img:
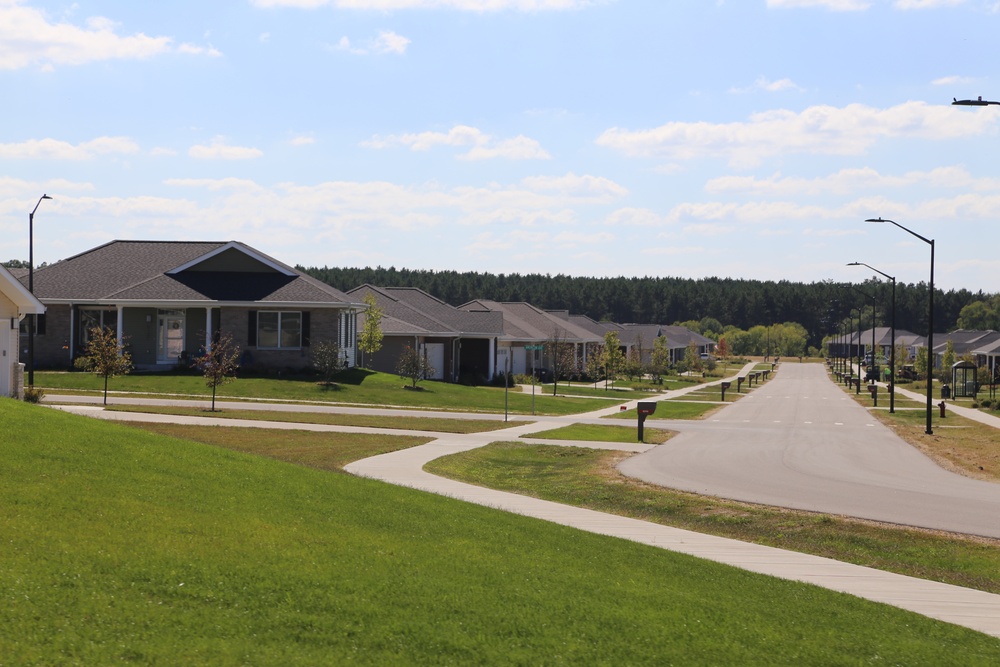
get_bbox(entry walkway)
[49,360,1000,638]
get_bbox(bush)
[980,398,992,409]
[23,386,45,403]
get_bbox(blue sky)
[2,0,1000,293]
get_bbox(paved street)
[620,362,1000,539]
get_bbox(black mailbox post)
[737,376,745,392]
[637,401,657,442]
[867,383,878,407]
[720,381,731,401]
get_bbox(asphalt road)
[618,362,1000,539]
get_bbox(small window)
[257,311,302,349]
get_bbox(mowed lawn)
[4,401,1000,665]
[35,368,619,416]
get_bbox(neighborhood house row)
[2,240,715,395]
[8,239,998,398]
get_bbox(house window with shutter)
[256,311,303,349]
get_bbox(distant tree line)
[301,266,992,349]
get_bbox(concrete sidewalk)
[51,361,1000,638]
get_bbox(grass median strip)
[523,423,673,445]
[125,422,432,471]
[104,404,530,434]
[605,401,723,420]
[425,441,1000,595]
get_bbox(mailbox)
[636,401,657,442]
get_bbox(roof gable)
[167,241,296,276]
[26,240,356,306]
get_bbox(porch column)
[116,306,124,346]
[488,337,496,379]
[205,307,213,352]
[68,306,75,360]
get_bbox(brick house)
[20,240,365,372]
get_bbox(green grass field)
[522,423,673,444]
[36,368,621,416]
[6,400,1000,663]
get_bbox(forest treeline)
[302,265,993,348]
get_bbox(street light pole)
[866,217,934,435]
[848,262,896,413]
[28,194,52,388]
[849,284,878,398]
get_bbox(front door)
[157,312,185,363]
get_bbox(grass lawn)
[522,423,673,445]
[605,401,726,420]
[425,441,1000,597]
[5,400,1000,664]
[104,404,529,434]
[36,368,621,416]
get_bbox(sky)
[3,0,1000,294]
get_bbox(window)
[79,308,117,346]
[257,311,302,349]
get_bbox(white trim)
[0,265,45,317]
[165,241,297,276]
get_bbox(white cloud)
[0,0,219,70]
[894,0,966,8]
[334,30,411,55]
[521,173,627,198]
[766,0,871,9]
[595,101,997,167]
[289,135,316,146]
[704,166,998,196]
[0,136,139,160]
[730,76,805,94]
[252,0,597,10]
[188,137,263,160]
[363,124,551,160]
[932,74,975,86]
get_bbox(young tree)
[940,340,956,384]
[545,330,579,396]
[312,340,345,386]
[193,331,241,412]
[76,326,132,405]
[357,295,384,368]
[684,340,703,373]
[585,343,605,387]
[601,331,625,389]
[649,335,671,384]
[396,344,434,389]
[914,346,930,385]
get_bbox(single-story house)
[19,240,365,372]
[0,264,45,398]
[346,284,503,382]
[459,300,604,376]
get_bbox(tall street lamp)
[866,217,934,435]
[848,262,896,413]
[28,194,52,388]
[849,284,878,390]
[851,308,862,394]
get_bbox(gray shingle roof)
[24,240,357,306]
[348,285,503,337]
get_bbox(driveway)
[618,362,1000,538]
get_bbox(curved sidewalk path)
[343,363,1000,639]
[51,362,1000,638]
